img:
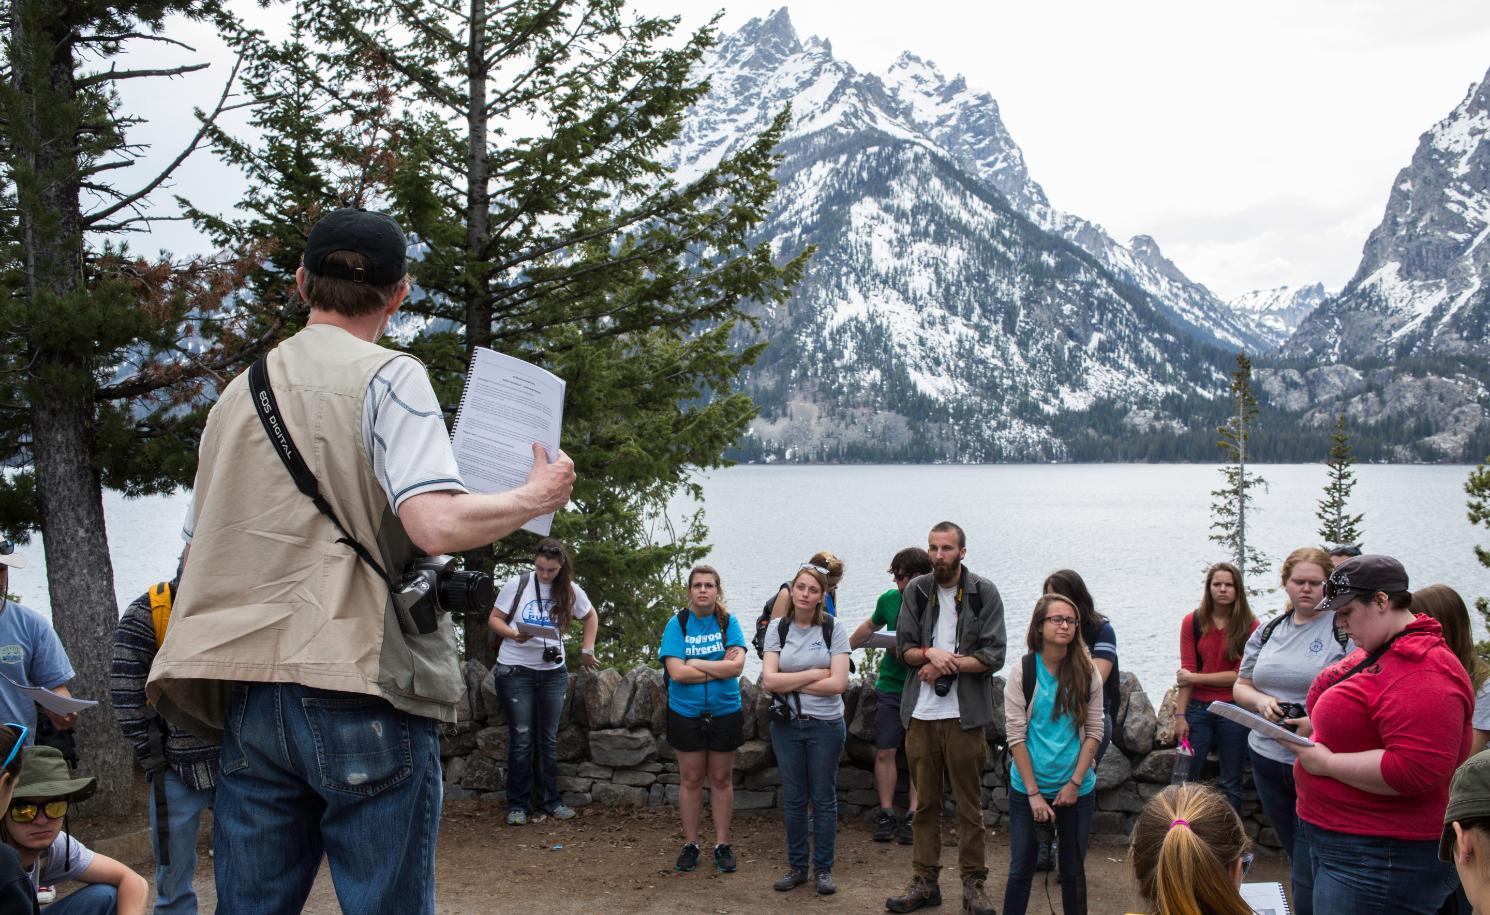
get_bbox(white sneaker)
[36,884,55,904]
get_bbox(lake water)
[10,463,1489,700]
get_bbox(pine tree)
[1317,412,1364,548]
[1465,459,1490,664]
[0,1,260,812]
[1209,354,1270,592]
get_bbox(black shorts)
[873,689,907,750]
[667,708,745,753]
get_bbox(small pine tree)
[1317,413,1365,547]
[1209,354,1270,593]
[1465,459,1490,664]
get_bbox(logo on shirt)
[0,645,21,665]
[684,630,725,659]
[1308,638,1324,655]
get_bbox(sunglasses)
[0,541,12,557]
[9,799,67,824]
[799,563,831,576]
[1323,580,1376,601]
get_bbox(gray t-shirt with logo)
[763,619,851,719]
[1238,609,1353,763]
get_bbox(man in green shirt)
[851,546,932,844]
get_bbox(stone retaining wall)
[442,662,1280,847]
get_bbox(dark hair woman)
[1002,594,1104,915]
[761,564,851,896]
[1042,570,1118,763]
[1284,555,1472,913]
[1230,546,1347,915]
[487,538,599,825]
[1173,562,1258,813]
[660,566,747,875]
[1129,783,1253,915]
[1412,584,1490,755]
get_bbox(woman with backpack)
[659,565,747,875]
[1173,562,1258,813]
[487,538,599,826]
[1042,571,1118,762]
[1231,547,1349,914]
[754,552,845,655]
[1002,593,1104,915]
[1285,555,1472,913]
[761,563,851,896]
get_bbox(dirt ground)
[83,800,1290,913]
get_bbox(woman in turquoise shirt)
[659,565,747,875]
[1003,593,1104,915]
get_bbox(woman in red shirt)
[1285,555,1471,914]
[1173,562,1258,812]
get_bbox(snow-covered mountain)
[673,9,1251,460]
[1282,67,1490,361]
[1227,283,1328,348]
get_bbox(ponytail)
[1131,784,1251,915]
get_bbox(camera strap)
[248,355,391,586]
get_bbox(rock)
[1258,827,1281,849]
[844,789,880,807]
[1097,783,1145,814]
[480,665,504,725]
[479,790,506,805]
[561,791,592,808]
[634,760,663,773]
[577,762,614,780]
[555,776,592,793]
[990,786,1009,814]
[649,784,666,806]
[588,728,657,767]
[1137,781,1168,800]
[657,741,677,762]
[1155,686,1180,748]
[1094,748,1132,791]
[464,659,489,722]
[1133,749,1185,784]
[443,755,468,786]
[562,672,577,724]
[836,767,875,791]
[476,726,509,762]
[847,683,878,742]
[555,722,585,762]
[593,782,649,807]
[582,668,623,729]
[733,789,776,810]
[607,667,643,728]
[1119,678,1158,755]
[623,668,664,729]
[461,755,505,792]
[843,681,864,730]
[613,769,658,788]
[842,736,876,767]
[744,767,781,790]
[754,678,773,740]
[1090,810,1131,838]
[444,786,479,802]
[440,721,478,758]
[734,739,773,772]
[657,773,680,785]
[987,675,1008,742]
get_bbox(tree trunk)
[12,0,133,815]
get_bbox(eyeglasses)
[1045,616,1077,628]
[0,723,26,772]
[8,799,67,824]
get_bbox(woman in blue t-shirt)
[659,565,747,876]
[1003,593,1104,915]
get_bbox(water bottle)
[1171,737,1194,785]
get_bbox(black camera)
[933,673,958,697]
[391,554,494,636]
[768,695,798,724]
[542,644,562,664]
[1279,702,1307,732]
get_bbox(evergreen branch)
[75,62,209,88]
[74,33,198,51]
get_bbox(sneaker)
[546,804,577,820]
[885,875,942,912]
[1034,836,1054,872]
[897,811,915,845]
[506,808,527,826]
[773,867,808,892]
[962,876,996,915]
[874,808,897,842]
[675,842,701,872]
[35,886,55,905]
[814,871,838,895]
[714,844,737,873]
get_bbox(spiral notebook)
[450,347,566,536]
[1240,881,1290,914]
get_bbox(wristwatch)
[581,647,595,656]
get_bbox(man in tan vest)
[147,209,574,914]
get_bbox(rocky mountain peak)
[714,7,803,72]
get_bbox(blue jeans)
[1184,699,1248,812]
[496,664,567,814]
[49,884,118,914]
[770,716,845,873]
[1004,789,1095,915]
[148,768,214,914]
[1250,748,1313,915]
[1302,821,1458,914]
[214,683,443,915]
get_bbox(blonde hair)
[1130,784,1251,915]
[808,551,844,579]
[1279,547,1333,610]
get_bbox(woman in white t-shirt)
[487,538,599,826]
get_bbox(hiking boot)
[546,803,577,820]
[675,842,701,872]
[1035,835,1054,871]
[898,811,915,845]
[714,844,737,873]
[886,875,942,912]
[505,809,527,826]
[815,870,838,895]
[962,877,996,915]
[773,867,808,891]
[874,808,898,842]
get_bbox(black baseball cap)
[1316,554,1410,612]
[303,208,407,285]
[1441,749,1490,860]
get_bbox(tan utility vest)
[147,324,464,739]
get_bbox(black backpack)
[991,653,1039,774]
[1256,609,1350,652]
[751,583,790,658]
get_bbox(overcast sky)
[118,1,1490,301]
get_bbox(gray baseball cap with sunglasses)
[1315,554,1409,613]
